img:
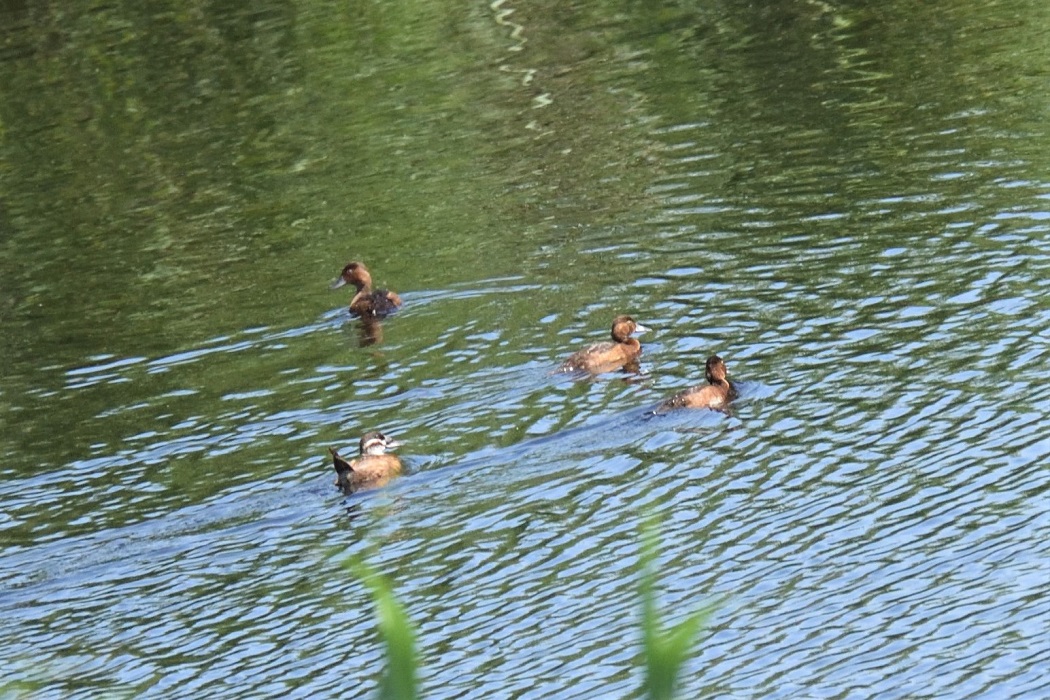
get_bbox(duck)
[654,354,736,413]
[329,431,403,494]
[330,261,403,319]
[555,315,651,375]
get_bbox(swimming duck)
[655,354,735,413]
[330,261,403,319]
[329,431,403,494]
[556,315,651,375]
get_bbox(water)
[2,1,1048,698]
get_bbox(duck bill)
[633,323,652,335]
[330,276,348,290]
[384,439,404,451]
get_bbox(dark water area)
[1,0,1048,698]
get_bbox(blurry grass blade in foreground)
[342,521,713,700]
[346,558,418,700]
[641,517,717,700]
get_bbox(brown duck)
[556,315,651,375]
[330,261,403,319]
[655,354,736,413]
[329,431,403,494]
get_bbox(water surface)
[1,1,1048,698]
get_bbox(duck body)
[331,261,403,319]
[349,289,403,319]
[655,354,736,413]
[330,431,403,494]
[557,315,650,375]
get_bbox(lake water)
[1,1,1048,698]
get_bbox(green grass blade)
[640,516,716,700]
[347,558,418,700]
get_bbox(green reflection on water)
[0,0,658,369]
[0,0,659,538]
